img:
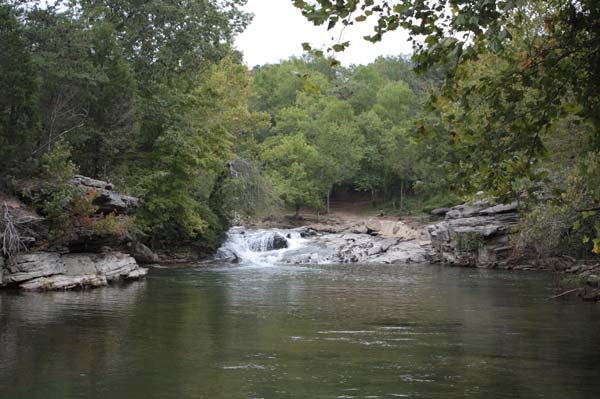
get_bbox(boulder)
[72,175,114,190]
[350,224,368,234]
[131,241,160,264]
[430,208,450,217]
[3,253,65,284]
[125,267,148,279]
[93,190,139,215]
[365,219,383,235]
[428,201,521,268]
[72,175,139,215]
[296,227,318,238]
[271,233,288,250]
[93,252,142,281]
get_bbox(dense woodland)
[1,0,599,259]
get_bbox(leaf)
[573,220,581,231]
[355,15,367,22]
[583,235,590,244]
[327,58,340,67]
[582,211,597,219]
[301,42,312,51]
[331,41,350,52]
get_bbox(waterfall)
[215,227,306,266]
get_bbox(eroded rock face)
[331,234,433,264]
[72,175,139,215]
[428,201,520,268]
[3,253,65,283]
[93,191,139,215]
[72,175,115,190]
[2,251,147,290]
[93,252,142,281]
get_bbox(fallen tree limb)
[547,287,583,300]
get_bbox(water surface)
[1,263,599,398]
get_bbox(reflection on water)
[1,264,599,399]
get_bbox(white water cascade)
[215,227,313,266]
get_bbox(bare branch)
[31,122,85,157]
[1,202,28,257]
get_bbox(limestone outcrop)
[428,201,521,268]
[2,251,147,291]
[72,175,139,215]
[1,176,150,291]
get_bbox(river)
[1,263,599,398]
[1,231,600,398]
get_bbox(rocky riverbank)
[239,202,599,301]
[0,252,146,290]
[425,201,599,300]
[215,221,434,266]
[427,200,523,268]
[1,175,152,291]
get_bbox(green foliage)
[250,53,445,215]
[93,213,131,237]
[260,134,323,215]
[453,232,484,253]
[217,160,281,221]
[420,193,464,214]
[0,3,39,172]
[133,58,264,246]
[513,150,600,258]
[36,143,83,236]
[70,21,137,178]
[295,0,600,255]
[515,202,582,258]
[0,0,256,251]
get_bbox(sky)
[234,0,413,67]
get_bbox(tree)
[260,134,323,217]
[0,3,39,172]
[70,22,137,179]
[346,65,384,114]
[134,58,264,248]
[79,0,250,80]
[294,0,600,155]
[271,93,364,212]
[250,57,332,120]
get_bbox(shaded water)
[1,263,599,398]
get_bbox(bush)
[94,213,131,237]
[513,151,600,259]
[420,192,463,213]
[36,143,83,238]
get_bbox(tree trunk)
[326,190,331,214]
[400,180,404,213]
[295,204,300,219]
